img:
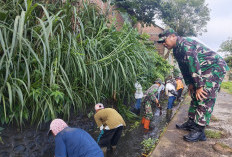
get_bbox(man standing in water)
[157,28,229,142]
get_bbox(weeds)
[0,0,171,126]
[141,138,158,154]
[221,82,232,94]
[205,129,222,139]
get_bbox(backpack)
[169,89,178,97]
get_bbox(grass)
[141,138,158,154]
[0,0,172,127]
[217,143,232,150]
[205,129,223,139]
[221,81,232,94]
[0,127,4,144]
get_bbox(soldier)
[141,82,161,132]
[157,28,229,142]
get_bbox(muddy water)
[0,97,183,157]
[109,109,168,157]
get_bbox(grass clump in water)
[141,138,158,155]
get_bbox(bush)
[0,0,171,126]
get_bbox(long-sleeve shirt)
[94,108,126,129]
[173,37,229,88]
[134,82,143,99]
[55,127,103,157]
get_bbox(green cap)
[157,28,176,43]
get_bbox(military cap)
[157,28,176,43]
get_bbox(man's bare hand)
[155,98,159,104]
[196,87,207,101]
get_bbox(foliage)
[0,0,171,126]
[219,38,232,54]
[173,67,181,77]
[224,56,232,68]
[141,137,158,154]
[0,127,3,144]
[159,0,210,36]
[205,129,222,139]
[105,0,161,26]
[117,102,138,121]
[128,121,140,132]
[221,82,232,94]
[103,0,210,36]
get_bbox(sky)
[198,0,232,52]
[155,0,232,55]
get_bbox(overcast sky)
[198,0,232,52]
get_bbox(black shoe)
[135,109,140,115]
[183,125,207,142]
[176,119,194,131]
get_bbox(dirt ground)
[150,90,232,157]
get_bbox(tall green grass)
[0,0,171,126]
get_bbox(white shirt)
[134,82,143,99]
[165,83,176,97]
[158,84,165,93]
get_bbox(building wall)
[90,0,124,29]
[135,23,165,56]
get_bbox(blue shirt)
[55,127,103,157]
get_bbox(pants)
[188,65,226,126]
[98,126,123,149]
[135,98,142,109]
[177,88,183,100]
[143,94,156,120]
[167,96,176,109]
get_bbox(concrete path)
[150,90,232,157]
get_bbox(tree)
[219,38,232,55]
[159,0,210,36]
[104,0,210,36]
[103,0,162,26]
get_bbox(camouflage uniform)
[173,36,229,126]
[143,84,159,120]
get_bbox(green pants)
[188,66,226,126]
[143,95,156,120]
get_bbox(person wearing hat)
[157,28,229,142]
[175,76,184,102]
[94,103,126,155]
[156,79,165,101]
[48,119,103,157]
[141,82,161,132]
[133,81,144,115]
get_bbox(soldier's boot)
[144,118,150,133]
[183,124,207,142]
[166,109,172,123]
[101,147,107,157]
[135,108,140,115]
[141,116,146,124]
[176,118,195,131]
